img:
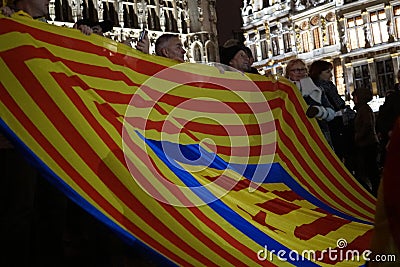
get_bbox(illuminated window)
[54,0,73,22]
[79,0,98,22]
[327,23,336,45]
[206,42,216,62]
[370,9,388,44]
[122,1,139,28]
[300,32,311,53]
[334,64,345,96]
[283,32,292,53]
[180,12,188,33]
[325,12,336,46]
[102,1,119,26]
[312,28,322,49]
[271,36,280,56]
[147,7,160,30]
[353,64,371,91]
[260,40,268,59]
[260,30,268,59]
[193,43,202,62]
[376,59,395,96]
[250,43,258,59]
[310,16,321,49]
[54,0,62,21]
[346,15,365,50]
[163,6,177,32]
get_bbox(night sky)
[216,0,243,46]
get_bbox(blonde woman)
[285,59,335,146]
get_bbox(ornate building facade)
[242,0,400,98]
[48,0,219,63]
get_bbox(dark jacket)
[354,103,378,147]
[314,80,345,111]
[376,90,400,142]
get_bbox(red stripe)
[4,20,277,117]
[173,118,276,136]
[344,229,373,253]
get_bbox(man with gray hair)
[155,33,186,63]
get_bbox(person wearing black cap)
[92,20,113,36]
[220,44,250,73]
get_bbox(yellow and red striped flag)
[0,15,376,266]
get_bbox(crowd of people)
[285,58,400,196]
[1,0,400,265]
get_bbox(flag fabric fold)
[0,15,375,266]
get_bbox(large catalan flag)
[0,15,376,266]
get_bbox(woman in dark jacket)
[309,60,356,171]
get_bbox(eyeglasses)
[290,68,307,73]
